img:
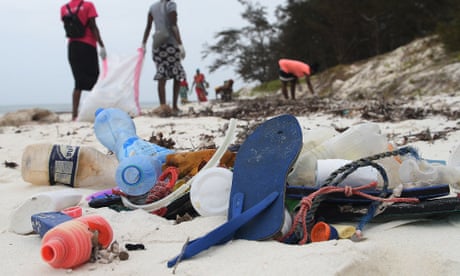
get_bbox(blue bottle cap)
[115,155,161,196]
[95,107,105,117]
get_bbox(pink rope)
[145,167,179,203]
[280,181,420,245]
[133,48,145,116]
[145,181,171,203]
[101,58,108,79]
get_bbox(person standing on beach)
[278,59,317,100]
[141,0,186,117]
[191,69,209,102]
[179,78,189,104]
[60,0,106,121]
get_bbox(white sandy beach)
[1,98,460,276]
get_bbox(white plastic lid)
[190,167,233,217]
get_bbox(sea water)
[0,103,72,116]
[0,102,158,117]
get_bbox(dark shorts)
[68,41,99,91]
[152,44,186,81]
[279,69,297,82]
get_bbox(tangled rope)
[280,182,419,244]
[145,167,179,203]
[281,146,421,245]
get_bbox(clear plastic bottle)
[21,143,118,188]
[288,123,402,187]
[41,214,113,269]
[94,108,174,196]
[399,158,460,189]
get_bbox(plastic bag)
[77,49,144,122]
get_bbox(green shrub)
[437,13,460,52]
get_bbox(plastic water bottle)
[21,143,118,188]
[94,108,174,196]
[115,155,162,196]
[41,214,113,269]
[288,123,401,187]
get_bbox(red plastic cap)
[61,206,82,218]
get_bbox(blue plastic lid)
[115,155,161,196]
[95,108,105,117]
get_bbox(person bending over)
[278,59,317,100]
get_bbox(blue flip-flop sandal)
[167,114,303,267]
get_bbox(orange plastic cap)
[311,221,331,242]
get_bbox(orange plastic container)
[41,215,113,269]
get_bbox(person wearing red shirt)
[191,69,209,102]
[278,59,317,100]
[60,0,106,120]
[179,78,189,104]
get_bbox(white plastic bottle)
[21,143,118,188]
[315,159,379,187]
[301,126,339,153]
[288,123,402,187]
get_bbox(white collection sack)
[77,49,144,122]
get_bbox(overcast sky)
[0,0,284,106]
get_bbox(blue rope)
[300,146,419,241]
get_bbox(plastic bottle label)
[48,145,80,187]
[122,137,173,163]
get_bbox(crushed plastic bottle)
[94,108,174,196]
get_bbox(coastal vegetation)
[203,0,460,91]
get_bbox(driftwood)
[396,126,460,146]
